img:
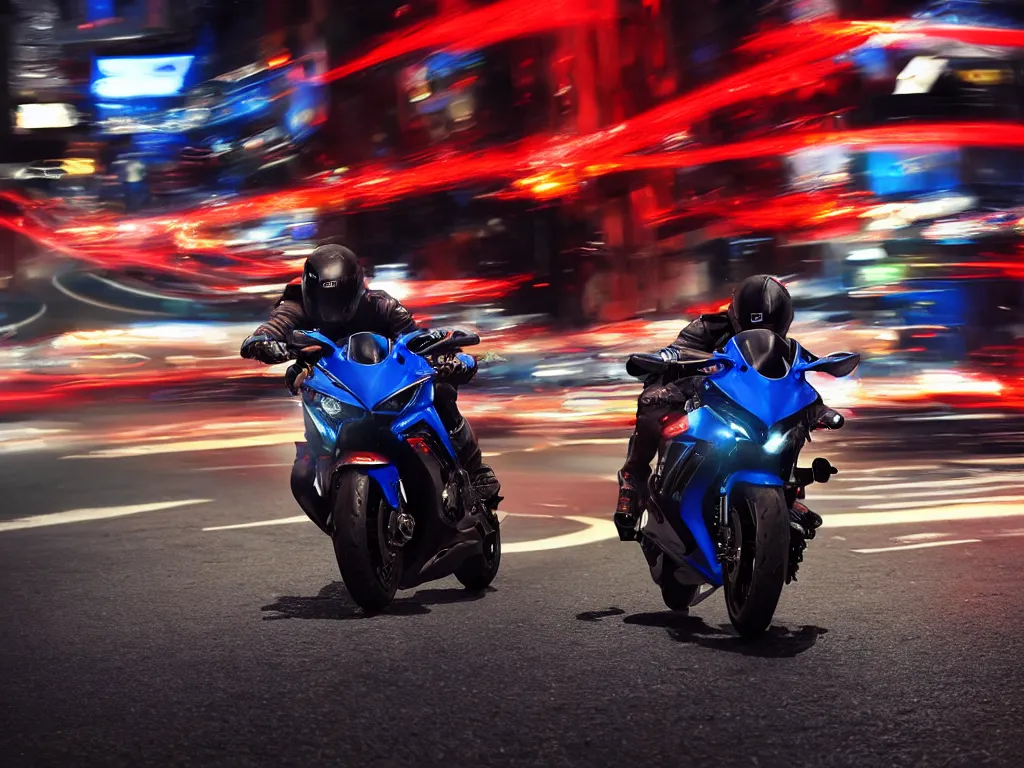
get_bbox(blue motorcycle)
[289,327,500,612]
[623,328,859,638]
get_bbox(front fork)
[715,494,736,566]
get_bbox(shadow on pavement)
[261,581,494,621]
[575,607,827,657]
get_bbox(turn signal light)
[660,413,689,439]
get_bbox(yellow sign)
[956,69,1012,85]
[60,158,96,176]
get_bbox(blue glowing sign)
[424,51,484,80]
[862,149,961,197]
[92,55,195,100]
[87,0,115,21]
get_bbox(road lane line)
[198,462,294,472]
[203,510,619,554]
[852,539,981,554]
[855,474,1024,492]
[502,515,618,553]
[203,515,308,531]
[203,511,514,532]
[892,532,948,543]
[62,432,302,459]
[824,502,1024,528]
[0,499,212,532]
[808,483,1022,502]
[834,465,939,473]
[951,457,1024,466]
[857,494,1024,511]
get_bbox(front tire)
[723,486,789,639]
[454,517,501,591]
[331,471,403,613]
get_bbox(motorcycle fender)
[331,453,402,510]
[721,470,784,507]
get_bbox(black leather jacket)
[243,282,416,355]
[241,282,476,386]
[646,310,817,390]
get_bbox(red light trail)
[318,0,617,84]
[3,19,1024,289]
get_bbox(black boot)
[613,470,645,541]
[449,418,502,510]
[787,502,822,583]
[291,445,329,534]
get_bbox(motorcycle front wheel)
[331,470,404,613]
[723,485,789,639]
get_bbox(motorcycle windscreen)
[322,333,433,411]
[709,331,820,429]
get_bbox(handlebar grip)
[815,408,845,430]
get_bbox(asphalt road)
[1,404,1023,767]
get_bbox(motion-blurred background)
[0,0,1021,430]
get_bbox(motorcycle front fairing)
[298,329,488,589]
[646,335,826,586]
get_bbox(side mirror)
[411,328,480,356]
[449,329,481,349]
[289,330,335,361]
[798,352,860,378]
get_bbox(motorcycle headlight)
[375,382,422,413]
[763,431,789,454]
[311,393,363,422]
[321,395,344,418]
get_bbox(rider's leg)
[435,383,501,509]
[615,382,686,523]
[291,442,329,533]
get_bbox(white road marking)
[552,438,630,447]
[62,432,302,459]
[824,502,1024,528]
[198,462,293,472]
[0,499,211,533]
[835,476,900,482]
[808,483,1021,502]
[203,510,513,532]
[852,539,981,554]
[202,509,615,553]
[0,302,47,334]
[892,532,948,543]
[834,465,940,473]
[854,474,1024,492]
[51,273,172,316]
[951,457,1024,466]
[501,515,618,553]
[204,515,307,531]
[857,494,1024,511]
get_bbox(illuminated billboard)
[91,55,196,100]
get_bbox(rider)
[614,274,830,553]
[240,243,501,531]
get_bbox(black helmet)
[729,275,794,337]
[301,244,366,327]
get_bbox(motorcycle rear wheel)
[723,485,789,639]
[660,575,699,611]
[331,470,404,613]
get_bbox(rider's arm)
[662,313,735,359]
[240,284,308,364]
